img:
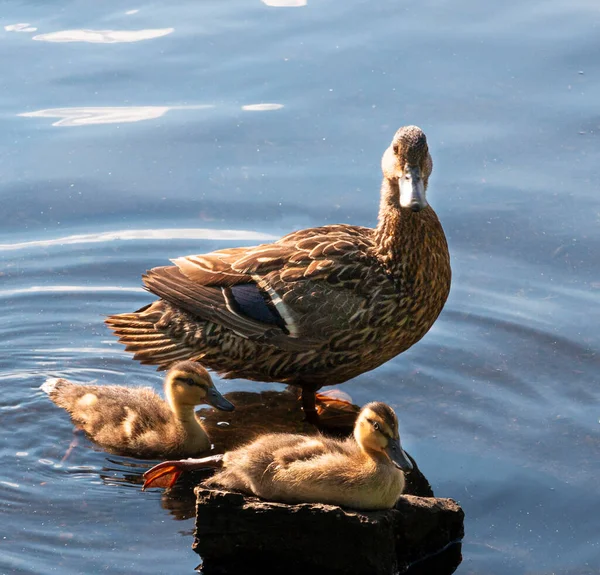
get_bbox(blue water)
[1,0,599,573]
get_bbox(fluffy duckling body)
[144,402,412,510]
[42,361,234,459]
[106,126,451,424]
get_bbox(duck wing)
[142,225,384,351]
[271,435,353,467]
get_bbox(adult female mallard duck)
[143,401,413,510]
[42,361,234,459]
[106,126,451,423]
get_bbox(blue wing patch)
[225,284,287,330]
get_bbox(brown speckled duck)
[42,361,234,459]
[143,401,413,510]
[106,126,451,423]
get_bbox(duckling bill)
[144,401,412,511]
[42,361,234,459]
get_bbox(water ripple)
[0,285,144,298]
[262,0,307,5]
[242,103,284,111]
[32,28,174,44]
[4,23,37,32]
[19,103,284,127]
[445,309,596,360]
[19,105,212,127]
[0,227,276,251]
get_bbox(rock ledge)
[194,486,464,575]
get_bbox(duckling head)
[164,361,234,412]
[381,125,432,213]
[354,402,413,472]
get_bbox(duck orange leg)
[315,391,360,429]
[142,454,224,491]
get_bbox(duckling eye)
[373,422,381,432]
[393,144,399,154]
[182,377,197,386]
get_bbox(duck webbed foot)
[315,390,360,429]
[142,454,224,491]
[300,385,360,431]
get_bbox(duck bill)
[206,387,235,411]
[399,167,427,212]
[386,438,413,472]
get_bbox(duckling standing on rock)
[143,401,413,511]
[42,361,234,459]
[106,126,451,424]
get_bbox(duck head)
[381,125,432,212]
[354,401,413,472]
[165,361,234,411]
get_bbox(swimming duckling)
[42,361,234,459]
[143,401,412,510]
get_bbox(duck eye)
[183,377,196,386]
[373,422,381,432]
[393,144,399,154]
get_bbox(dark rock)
[193,487,464,575]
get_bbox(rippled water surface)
[1,0,599,573]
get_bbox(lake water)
[1,0,599,573]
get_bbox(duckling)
[143,401,413,510]
[42,361,234,459]
[106,126,451,425]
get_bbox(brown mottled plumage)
[105,126,451,421]
[42,361,234,459]
[143,401,413,510]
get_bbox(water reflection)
[0,228,276,251]
[406,543,463,575]
[33,28,174,44]
[0,285,143,298]
[262,0,307,6]
[21,106,172,127]
[242,103,284,111]
[4,23,37,32]
[18,103,283,127]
